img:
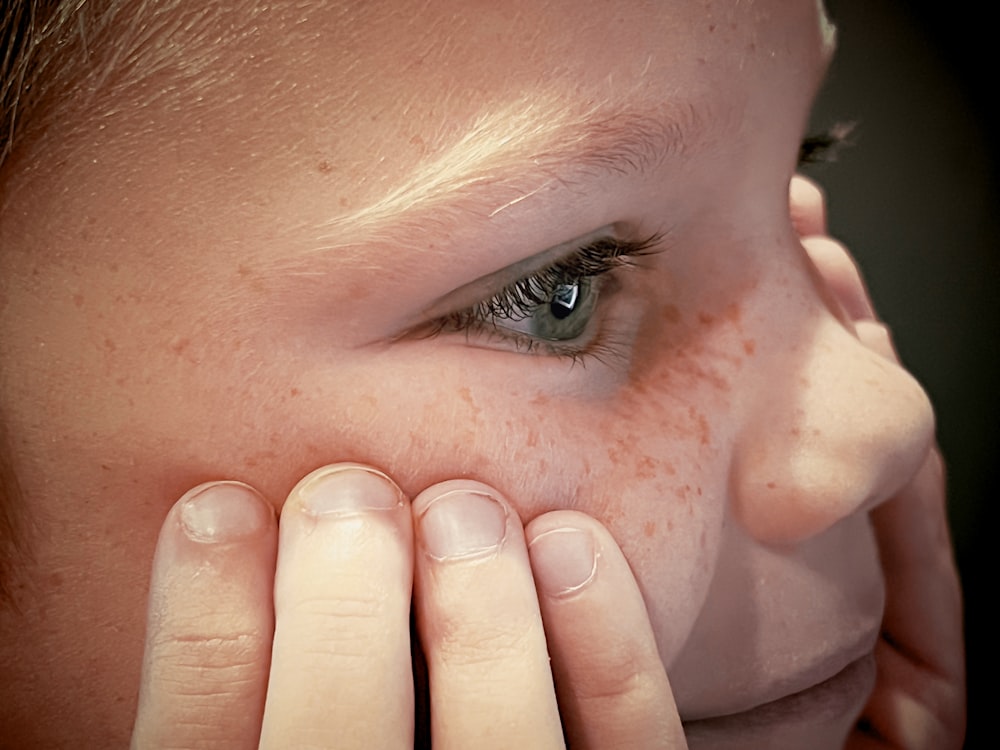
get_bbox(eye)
[494,276,599,342]
[416,234,662,360]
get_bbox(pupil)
[549,283,579,320]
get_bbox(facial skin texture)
[0,0,934,747]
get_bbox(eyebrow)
[293,98,717,263]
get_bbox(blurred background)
[803,1,997,746]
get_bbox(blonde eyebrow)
[295,97,713,261]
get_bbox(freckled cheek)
[289,353,730,645]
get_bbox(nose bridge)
[729,315,935,545]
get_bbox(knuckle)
[287,592,387,623]
[147,630,267,700]
[279,594,397,661]
[569,638,662,704]
[434,618,536,668]
[152,629,266,672]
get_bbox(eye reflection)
[415,233,663,360]
[496,277,598,341]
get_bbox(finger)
[801,235,878,321]
[527,511,687,749]
[258,464,413,750]
[863,450,966,748]
[131,482,277,749]
[850,304,966,743]
[412,481,564,750]
[789,174,828,237]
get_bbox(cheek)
[127,331,735,661]
[275,336,744,660]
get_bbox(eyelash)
[798,124,853,166]
[420,234,663,363]
[414,133,840,362]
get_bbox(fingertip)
[802,235,878,321]
[177,481,274,543]
[413,480,521,562]
[854,319,900,363]
[528,525,598,599]
[790,174,828,237]
[283,462,407,518]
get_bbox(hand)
[129,465,686,748]
[792,176,967,749]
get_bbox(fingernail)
[180,481,271,543]
[419,490,508,560]
[529,528,598,597]
[297,464,403,516]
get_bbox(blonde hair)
[1,0,94,169]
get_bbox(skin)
[0,0,965,747]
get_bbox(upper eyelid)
[415,226,625,322]
[441,230,663,322]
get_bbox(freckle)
[766,481,776,489]
[723,303,742,326]
[697,312,716,325]
[169,336,190,355]
[687,407,711,446]
[103,338,116,352]
[339,196,349,207]
[238,264,251,277]
[73,293,84,308]
[529,393,549,406]
[636,455,657,479]
[100,463,111,471]
[791,427,800,436]
[661,304,681,324]
[290,387,301,397]
[643,520,656,538]
[742,339,756,355]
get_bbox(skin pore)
[0,0,939,747]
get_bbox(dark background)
[803,1,997,746]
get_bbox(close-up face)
[0,0,936,747]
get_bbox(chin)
[682,651,875,750]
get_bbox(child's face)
[0,0,934,745]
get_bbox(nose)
[729,310,935,546]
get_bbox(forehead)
[2,0,832,273]
[48,0,823,219]
[158,0,828,124]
